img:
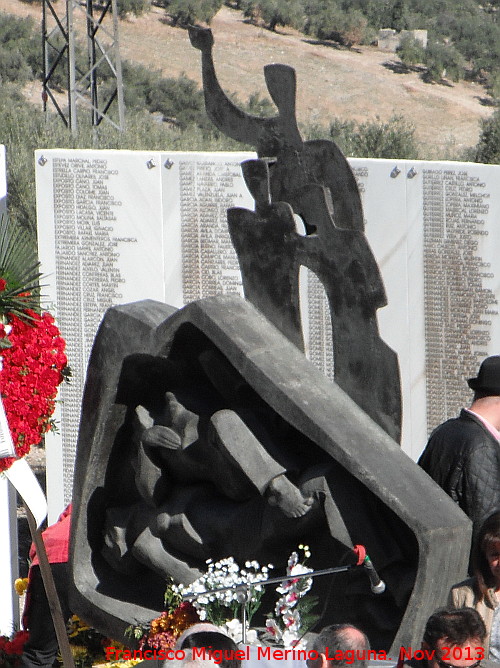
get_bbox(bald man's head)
[308,624,370,668]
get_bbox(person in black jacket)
[419,356,500,545]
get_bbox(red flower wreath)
[0,309,67,474]
[0,630,30,667]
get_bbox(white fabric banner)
[4,458,47,528]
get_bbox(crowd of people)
[410,355,500,668]
[133,611,498,668]
[19,355,500,668]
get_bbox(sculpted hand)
[188,25,214,52]
[143,425,182,450]
[163,392,199,448]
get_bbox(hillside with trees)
[114,0,500,89]
[0,0,499,234]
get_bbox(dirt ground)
[3,2,494,154]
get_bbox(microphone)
[353,545,386,594]
[363,554,386,594]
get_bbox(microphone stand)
[182,563,359,645]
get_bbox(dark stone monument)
[68,29,472,655]
[188,26,401,444]
[69,299,470,653]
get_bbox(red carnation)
[0,309,68,474]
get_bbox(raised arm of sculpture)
[188,25,302,156]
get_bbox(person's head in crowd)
[422,607,486,668]
[467,357,500,425]
[178,626,241,668]
[468,356,500,401]
[162,660,217,668]
[308,623,370,668]
[175,624,222,650]
[472,511,500,601]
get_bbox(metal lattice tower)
[42,0,125,133]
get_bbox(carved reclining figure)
[69,298,471,654]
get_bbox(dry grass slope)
[3,0,494,158]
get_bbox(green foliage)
[0,12,79,87]
[242,0,304,31]
[431,10,499,78]
[424,41,466,82]
[323,115,419,159]
[0,213,42,321]
[293,592,320,637]
[120,61,160,109]
[335,8,369,46]
[164,577,183,611]
[310,0,500,80]
[145,74,207,128]
[243,91,275,117]
[303,0,342,39]
[116,0,151,18]
[391,0,409,31]
[0,12,38,82]
[486,71,500,104]
[396,34,426,67]
[304,0,369,46]
[0,12,34,45]
[361,0,396,31]
[474,109,500,164]
[0,47,33,83]
[102,61,211,128]
[401,0,499,79]
[164,0,223,25]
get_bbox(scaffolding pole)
[41,0,125,133]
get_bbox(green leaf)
[0,213,43,320]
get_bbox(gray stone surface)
[69,25,471,656]
[69,296,471,653]
[189,25,401,443]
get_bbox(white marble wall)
[35,150,500,502]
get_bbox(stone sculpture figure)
[132,389,312,518]
[69,298,470,655]
[188,26,401,443]
[101,380,317,584]
[68,26,472,658]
